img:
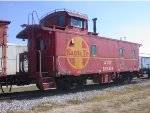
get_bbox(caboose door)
[36,32,55,75]
[36,37,46,72]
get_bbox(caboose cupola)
[40,9,88,32]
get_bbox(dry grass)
[0,85,38,94]
[1,80,150,113]
[30,83,150,113]
[67,99,82,105]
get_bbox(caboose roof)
[17,24,141,46]
[40,9,88,23]
[16,25,43,39]
[16,24,62,39]
[100,36,141,46]
[0,20,11,27]
[66,11,88,20]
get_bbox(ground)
[31,81,150,113]
[1,79,150,113]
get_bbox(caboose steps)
[42,77,54,83]
[36,72,56,90]
[42,82,56,89]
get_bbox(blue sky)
[0,1,150,54]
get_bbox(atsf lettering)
[66,49,89,57]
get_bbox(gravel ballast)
[0,79,150,113]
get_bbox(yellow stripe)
[58,56,138,61]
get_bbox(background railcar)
[139,56,150,77]
[2,43,27,75]
[0,21,27,76]
[0,20,10,77]
[0,20,27,93]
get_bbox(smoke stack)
[92,18,97,33]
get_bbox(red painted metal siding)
[55,31,139,76]
[16,10,139,79]
[27,29,56,76]
[18,27,139,78]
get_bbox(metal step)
[41,72,49,74]
[37,71,56,89]
[41,72,50,77]
[42,77,53,83]
[42,82,56,89]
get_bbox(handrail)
[40,8,87,21]
[32,11,40,24]
[37,50,42,77]
[16,53,19,73]
[28,11,40,25]
[28,13,32,25]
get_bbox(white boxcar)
[0,43,27,75]
[139,56,150,69]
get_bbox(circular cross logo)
[66,37,90,69]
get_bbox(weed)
[67,99,82,105]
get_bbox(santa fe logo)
[66,37,90,69]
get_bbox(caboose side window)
[0,29,2,37]
[58,14,65,27]
[132,50,136,59]
[71,17,84,28]
[40,40,45,50]
[120,48,124,57]
[91,45,96,56]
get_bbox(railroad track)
[0,77,149,113]
[0,77,149,102]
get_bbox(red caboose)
[0,20,10,84]
[17,9,140,90]
[0,20,10,77]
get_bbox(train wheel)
[148,74,150,78]
[76,77,86,89]
[36,82,44,90]
[113,73,133,84]
[147,71,150,78]
[122,74,133,84]
[56,79,65,90]
[56,78,73,90]
[56,77,85,90]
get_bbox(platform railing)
[40,8,88,21]
[16,53,19,73]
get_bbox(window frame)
[132,50,136,59]
[70,17,85,28]
[119,48,124,57]
[91,44,97,56]
[58,14,65,27]
[40,39,45,51]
